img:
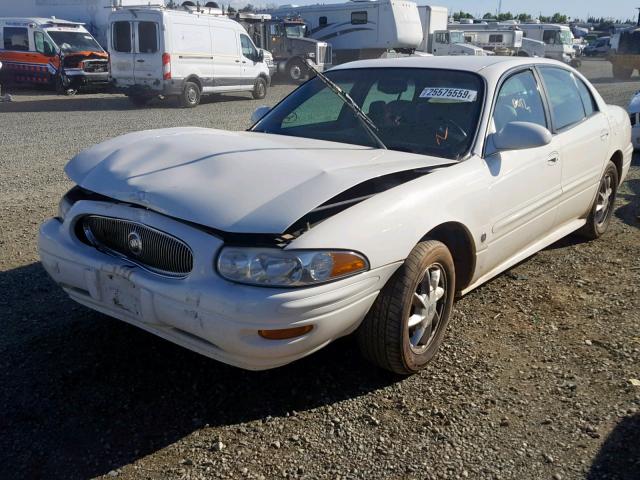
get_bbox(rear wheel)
[579,161,619,240]
[357,240,455,375]
[252,77,267,100]
[179,81,201,108]
[612,63,633,80]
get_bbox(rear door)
[110,18,135,86]
[537,67,610,224]
[133,15,162,86]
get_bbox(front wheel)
[252,77,267,100]
[579,161,619,240]
[179,81,201,108]
[357,240,456,375]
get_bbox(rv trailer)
[265,0,423,64]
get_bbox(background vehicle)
[265,0,423,64]
[429,30,487,56]
[584,36,610,56]
[0,17,109,94]
[108,6,271,107]
[416,5,447,54]
[235,12,331,82]
[609,28,640,80]
[0,0,144,47]
[628,90,640,149]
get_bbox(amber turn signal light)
[330,252,367,277]
[259,325,314,340]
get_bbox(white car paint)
[628,91,640,149]
[39,56,633,370]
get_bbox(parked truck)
[609,28,640,79]
[234,13,331,82]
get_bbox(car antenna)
[304,60,387,150]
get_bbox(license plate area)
[100,272,141,317]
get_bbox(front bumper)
[64,69,110,86]
[38,201,400,370]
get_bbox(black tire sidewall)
[252,78,267,99]
[182,82,200,108]
[399,243,456,372]
[592,162,619,236]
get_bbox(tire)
[357,240,456,375]
[179,81,201,108]
[612,63,633,80]
[128,95,150,107]
[287,59,307,83]
[579,161,619,240]
[252,77,267,100]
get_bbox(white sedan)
[39,57,632,374]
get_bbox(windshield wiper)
[305,60,387,150]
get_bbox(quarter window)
[3,27,29,51]
[539,67,586,130]
[113,21,132,53]
[138,22,158,53]
[351,12,367,25]
[493,70,547,132]
[575,78,598,117]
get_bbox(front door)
[483,69,562,271]
[239,33,260,86]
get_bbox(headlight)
[57,194,73,220]
[217,248,369,287]
[308,52,316,58]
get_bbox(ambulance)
[0,17,109,94]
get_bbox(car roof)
[0,17,83,26]
[330,55,568,78]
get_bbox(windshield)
[285,24,306,38]
[253,68,485,160]
[450,31,465,44]
[544,29,573,46]
[47,30,103,53]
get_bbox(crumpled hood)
[66,127,452,233]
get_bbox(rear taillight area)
[162,53,171,80]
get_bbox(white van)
[108,6,271,107]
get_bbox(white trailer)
[265,0,423,64]
[417,5,447,53]
[0,0,149,47]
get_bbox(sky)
[254,0,640,22]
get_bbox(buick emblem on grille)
[127,231,143,256]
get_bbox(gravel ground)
[0,58,638,480]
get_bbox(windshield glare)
[252,68,484,160]
[47,31,102,53]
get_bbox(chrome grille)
[82,216,193,277]
[317,45,332,65]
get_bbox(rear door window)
[575,78,598,117]
[4,27,29,51]
[113,21,132,53]
[138,22,158,53]
[539,67,586,130]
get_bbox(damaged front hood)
[66,127,452,233]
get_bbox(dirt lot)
[0,58,638,480]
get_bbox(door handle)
[136,59,145,63]
[242,61,247,64]
[600,130,610,141]
[547,155,559,165]
[235,59,241,63]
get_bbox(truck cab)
[237,13,332,82]
[431,30,486,56]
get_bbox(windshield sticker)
[419,87,478,102]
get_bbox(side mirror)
[251,105,270,124]
[257,49,265,63]
[490,121,552,152]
